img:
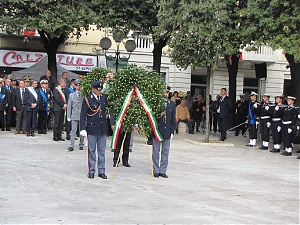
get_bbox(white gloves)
[266,122,271,128]
[277,126,281,132]
[275,106,279,111]
[265,106,269,111]
[297,126,299,130]
[253,103,258,108]
[288,128,292,133]
[67,118,71,122]
[80,130,87,137]
[255,121,259,126]
[298,114,300,119]
[170,134,174,140]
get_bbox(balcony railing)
[241,45,279,62]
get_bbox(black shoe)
[111,149,114,152]
[68,147,74,151]
[6,128,11,131]
[176,130,178,134]
[98,173,107,179]
[245,144,254,147]
[159,173,168,178]
[66,136,70,140]
[58,138,65,141]
[281,151,292,156]
[79,147,83,150]
[31,132,35,137]
[219,139,224,142]
[147,140,153,145]
[297,156,300,159]
[189,131,194,134]
[38,131,42,134]
[53,138,58,141]
[296,150,300,153]
[129,149,132,152]
[87,173,94,179]
[75,137,78,140]
[123,162,131,167]
[271,148,280,153]
[1,128,5,131]
[259,146,268,150]
[196,129,200,132]
[113,161,120,167]
[154,173,159,178]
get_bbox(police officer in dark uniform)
[80,81,107,179]
[245,92,259,147]
[152,85,176,178]
[235,94,248,136]
[281,96,298,156]
[0,78,7,130]
[258,94,273,150]
[37,80,52,134]
[270,95,285,153]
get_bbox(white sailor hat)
[275,94,284,98]
[263,94,271,98]
[40,79,48,85]
[287,96,296,101]
[250,91,258,96]
[239,94,245,98]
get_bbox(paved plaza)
[0,130,299,224]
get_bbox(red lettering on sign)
[2,51,44,65]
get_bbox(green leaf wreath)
[80,67,112,96]
[107,65,166,137]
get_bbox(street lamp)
[99,33,136,72]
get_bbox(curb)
[183,139,235,147]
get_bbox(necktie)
[22,89,25,104]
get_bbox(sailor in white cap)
[245,91,259,147]
[281,96,298,156]
[270,95,285,153]
[258,94,272,150]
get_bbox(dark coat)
[156,100,176,139]
[37,88,52,111]
[80,93,108,135]
[13,88,26,110]
[53,87,67,112]
[4,85,15,109]
[192,101,205,120]
[219,95,233,119]
[0,87,7,111]
[24,88,39,112]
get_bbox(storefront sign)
[0,49,97,71]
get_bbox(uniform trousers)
[113,131,131,164]
[88,134,106,174]
[260,119,271,142]
[70,120,84,148]
[152,138,171,174]
[0,110,4,129]
[16,105,26,132]
[282,124,293,148]
[38,110,48,133]
[4,106,12,129]
[53,110,64,139]
[26,109,37,133]
[271,121,282,145]
[248,124,257,139]
[218,117,228,140]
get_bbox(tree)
[92,0,170,73]
[244,0,300,102]
[0,0,93,81]
[157,0,247,142]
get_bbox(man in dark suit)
[0,78,7,130]
[39,70,55,91]
[53,79,67,141]
[4,78,15,131]
[80,81,107,179]
[24,80,39,136]
[37,80,52,134]
[218,88,233,141]
[12,80,27,134]
[152,85,176,178]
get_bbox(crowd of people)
[1,71,299,180]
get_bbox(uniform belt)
[282,121,292,124]
[272,118,281,121]
[260,116,270,119]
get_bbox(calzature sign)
[0,50,97,71]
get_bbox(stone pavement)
[0,129,299,224]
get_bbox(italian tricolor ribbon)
[102,73,114,92]
[111,87,163,149]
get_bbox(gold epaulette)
[85,96,102,117]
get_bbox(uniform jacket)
[260,101,273,117]
[37,88,52,111]
[219,95,233,119]
[247,100,259,125]
[4,85,15,109]
[282,106,298,126]
[156,100,176,139]
[236,100,248,119]
[0,87,7,111]
[39,75,55,91]
[67,91,83,121]
[53,86,67,112]
[24,88,39,112]
[13,87,26,110]
[80,93,107,135]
